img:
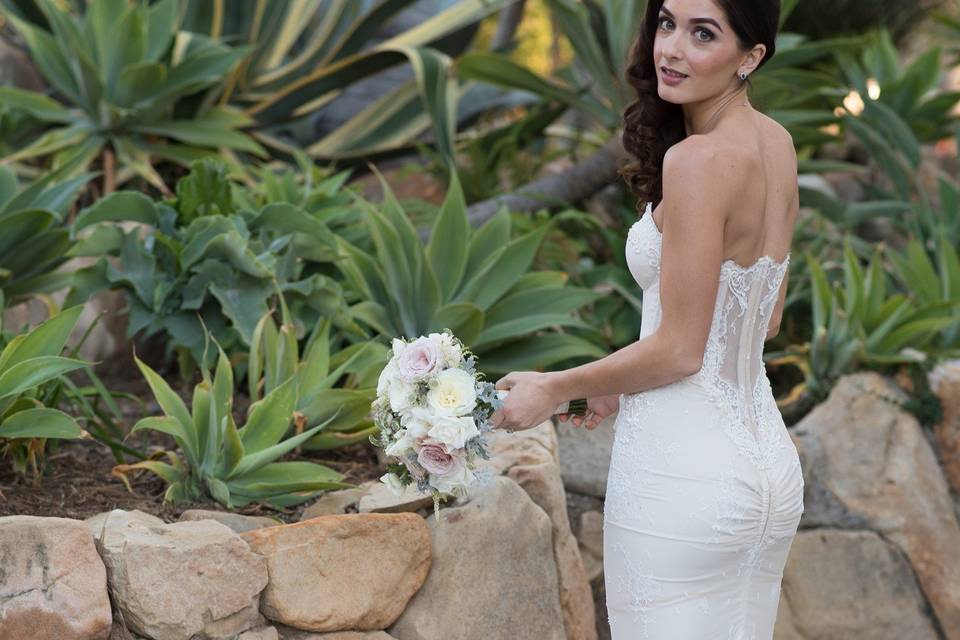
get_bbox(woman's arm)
[551,138,748,402]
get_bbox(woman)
[491,0,804,637]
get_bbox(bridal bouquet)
[370,330,499,518]
[371,329,589,519]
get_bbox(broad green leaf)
[426,169,469,300]
[239,375,297,454]
[0,356,87,401]
[133,354,199,457]
[0,407,82,439]
[74,191,159,231]
[227,460,346,494]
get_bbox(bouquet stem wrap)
[495,390,589,416]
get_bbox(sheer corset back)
[625,201,791,469]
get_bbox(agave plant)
[768,239,960,406]
[116,337,353,509]
[834,29,960,143]
[247,295,389,450]
[0,305,88,475]
[0,166,93,304]
[0,0,264,191]
[174,0,519,165]
[335,167,605,377]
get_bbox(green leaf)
[426,169,469,300]
[227,460,346,495]
[0,87,73,122]
[133,120,266,156]
[0,304,83,373]
[73,191,159,231]
[130,416,198,463]
[238,375,297,454]
[0,356,87,401]
[0,407,82,439]
[133,354,199,460]
[230,413,335,480]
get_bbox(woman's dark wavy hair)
[618,0,781,208]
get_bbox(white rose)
[385,428,416,456]
[426,368,477,416]
[377,358,399,397]
[387,375,416,413]
[427,414,479,452]
[391,337,407,359]
[380,472,405,497]
[429,332,463,367]
[401,405,434,439]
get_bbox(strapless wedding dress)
[603,201,805,639]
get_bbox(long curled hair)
[618,0,781,208]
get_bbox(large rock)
[178,509,281,533]
[0,516,112,640]
[578,510,604,583]
[357,480,434,514]
[930,360,960,496]
[241,513,430,632]
[793,372,960,637]
[555,414,615,498]
[278,628,396,640]
[389,475,566,640]
[299,481,377,520]
[774,529,938,639]
[94,512,269,640]
[483,421,598,640]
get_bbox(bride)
[491,0,804,637]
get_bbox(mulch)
[0,361,386,524]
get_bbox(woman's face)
[653,0,752,103]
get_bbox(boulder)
[299,481,376,520]
[277,628,396,640]
[483,421,598,640]
[578,510,604,583]
[239,626,280,640]
[178,509,281,533]
[241,513,430,632]
[0,516,112,640]
[774,529,938,639]
[357,480,434,514]
[555,414,616,498]
[930,360,960,496]
[94,512,268,640]
[389,475,566,640]
[793,372,960,637]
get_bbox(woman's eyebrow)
[659,6,724,32]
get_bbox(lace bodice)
[625,201,791,469]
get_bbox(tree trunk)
[462,133,628,229]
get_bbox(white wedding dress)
[603,201,805,639]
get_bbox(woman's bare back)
[651,109,798,270]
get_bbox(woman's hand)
[491,371,565,432]
[557,394,620,430]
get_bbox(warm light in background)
[866,77,881,100]
[841,90,865,116]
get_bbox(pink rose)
[417,442,463,476]
[397,336,443,382]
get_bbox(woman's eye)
[657,16,672,30]
[695,27,714,41]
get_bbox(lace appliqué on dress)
[609,539,664,634]
[691,256,791,470]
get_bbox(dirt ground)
[0,362,386,523]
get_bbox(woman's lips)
[660,66,688,85]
